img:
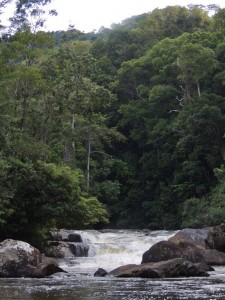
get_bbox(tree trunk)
[20,97,27,131]
[86,134,91,194]
[71,114,75,161]
[197,80,201,97]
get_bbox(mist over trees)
[1,1,225,245]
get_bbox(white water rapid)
[60,229,176,274]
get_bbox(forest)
[0,0,225,246]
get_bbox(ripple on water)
[0,275,225,300]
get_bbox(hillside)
[0,1,225,245]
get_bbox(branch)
[90,151,114,159]
[169,109,179,114]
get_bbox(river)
[0,230,225,300]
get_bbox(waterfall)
[59,229,176,274]
[2,229,225,300]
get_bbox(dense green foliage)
[1,2,225,243]
[0,159,108,244]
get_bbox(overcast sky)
[43,0,225,32]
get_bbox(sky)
[43,0,225,33]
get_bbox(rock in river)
[0,239,66,278]
[109,258,209,278]
[0,239,41,277]
[142,240,204,264]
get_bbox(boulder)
[201,249,225,266]
[109,264,159,278]
[142,241,181,263]
[48,230,66,241]
[44,241,74,258]
[142,240,204,264]
[48,230,82,243]
[68,233,83,243]
[68,243,89,257]
[0,239,41,278]
[109,258,209,278]
[44,241,89,258]
[205,225,225,252]
[94,268,108,277]
[31,262,67,278]
[168,228,209,249]
[194,262,214,272]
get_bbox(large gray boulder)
[44,241,74,258]
[168,228,210,249]
[44,241,89,258]
[0,239,67,278]
[0,239,41,277]
[109,258,209,278]
[142,240,204,264]
[46,230,86,258]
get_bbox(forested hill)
[1,1,225,245]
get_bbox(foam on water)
[60,229,177,273]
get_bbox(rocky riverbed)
[1,225,225,279]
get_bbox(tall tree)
[177,43,217,99]
[9,0,56,32]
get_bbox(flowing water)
[1,230,225,300]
